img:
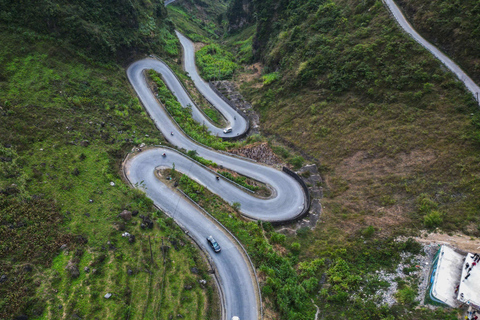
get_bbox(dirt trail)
[414,232,480,253]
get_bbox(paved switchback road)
[383,0,480,103]
[125,36,307,320]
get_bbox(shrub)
[424,210,443,228]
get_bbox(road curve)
[176,31,249,137]
[124,38,306,320]
[383,0,480,104]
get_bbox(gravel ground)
[372,243,440,306]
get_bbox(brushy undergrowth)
[196,44,239,81]
[171,171,457,320]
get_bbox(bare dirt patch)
[322,149,438,236]
[236,62,263,86]
[339,150,437,179]
[414,231,480,253]
[194,42,206,52]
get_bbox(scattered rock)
[84,267,90,273]
[128,235,136,244]
[184,285,193,290]
[60,244,68,251]
[228,142,282,165]
[74,249,84,257]
[139,143,146,148]
[89,199,93,203]
[121,232,131,238]
[80,140,89,147]
[127,269,133,276]
[198,279,207,285]
[76,235,88,244]
[23,265,33,273]
[65,260,80,278]
[0,274,7,283]
[92,269,97,274]
[72,168,80,176]
[113,222,125,231]
[190,267,199,274]
[132,210,139,216]
[211,80,261,136]
[109,182,115,186]
[14,315,28,320]
[84,212,90,217]
[104,293,112,299]
[58,305,63,310]
[118,210,132,221]
[141,215,154,229]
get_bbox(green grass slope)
[0,25,217,319]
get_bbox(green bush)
[424,210,443,228]
[196,44,238,81]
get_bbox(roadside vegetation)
[147,70,236,150]
[0,27,217,319]
[396,0,480,83]
[165,169,458,320]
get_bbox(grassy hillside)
[220,0,480,318]
[0,0,178,61]
[0,26,218,319]
[235,0,480,233]
[396,0,480,83]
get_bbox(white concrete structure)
[430,246,464,307]
[458,253,480,309]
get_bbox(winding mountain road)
[124,1,480,318]
[383,0,480,103]
[124,34,306,320]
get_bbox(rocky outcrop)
[65,260,80,278]
[118,210,132,221]
[227,0,255,32]
[211,80,260,136]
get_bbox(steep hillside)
[223,0,480,318]
[0,0,178,61]
[167,0,229,42]
[396,0,480,83]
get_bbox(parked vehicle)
[206,235,221,253]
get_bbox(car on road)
[207,235,221,253]
[223,127,232,134]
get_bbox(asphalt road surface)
[383,0,480,104]
[125,40,307,320]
